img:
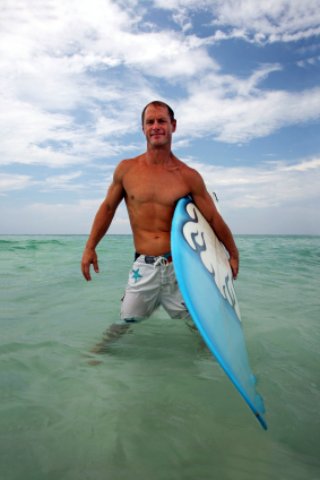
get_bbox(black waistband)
[135,252,172,263]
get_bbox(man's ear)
[172,119,177,132]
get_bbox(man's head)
[141,101,175,125]
[141,101,177,149]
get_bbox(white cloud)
[297,55,320,68]
[41,172,83,191]
[0,91,145,167]
[0,173,34,194]
[0,0,215,88]
[0,198,130,235]
[0,0,217,169]
[211,0,320,43]
[281,158,320,172]
[1,0,319,170]
[154,0,320,44]
[176,69,320,143]
[115,32,216,78]
[0,98,81,167]
[189,156,320,210]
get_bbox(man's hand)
[81,247,99,281]
[229,256,239,280]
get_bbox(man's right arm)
[81,162,126,281]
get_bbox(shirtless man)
[81,101,239,340]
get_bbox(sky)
[1,0,320,235]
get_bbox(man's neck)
[145,146,173,165]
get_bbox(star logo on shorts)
[131,268,143,283]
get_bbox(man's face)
[142,105,176,148]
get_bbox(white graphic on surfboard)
[182,202,241,320]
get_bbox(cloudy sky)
[1,0,320,234]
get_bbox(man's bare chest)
[123,167,189,206]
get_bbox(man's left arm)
[190,170,239,279]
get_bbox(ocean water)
[1,234,319,480]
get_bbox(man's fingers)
[93,258,99,273]
[81,250,99,281]
[229,257,239,280]
[85,267,92,281]
[81,262,91,281]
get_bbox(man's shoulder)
[174,157,201,179]
[115,155,142,177]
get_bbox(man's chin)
[150,138,168,147]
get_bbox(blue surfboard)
[171,196,267,430]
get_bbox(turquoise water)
[1,235,320,480]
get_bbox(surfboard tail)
[256,413,268,431]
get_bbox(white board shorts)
[119,254,190,324]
